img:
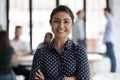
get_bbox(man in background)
[72,10,86,48]
[11,25,31,80]
[103,7,116,72]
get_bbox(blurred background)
[0,0,120,80]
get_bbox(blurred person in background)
[72,10,86,49]
[11,26,31,80]
[37,32,53,49]
[0,31,16,80]
[33,32,53,54]
[103,7,116,72]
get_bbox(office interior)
[0,0,120,80]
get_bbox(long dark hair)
[0,31,10,53]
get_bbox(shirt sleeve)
[9,46,14,55]
[76,46,90,80]
[106,20,115,34]
[29,49,42,80]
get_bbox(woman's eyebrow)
[53,18,71,20]
[64,18,71,21]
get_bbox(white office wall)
[0,0,7,30]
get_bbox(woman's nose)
[59,21,64,28]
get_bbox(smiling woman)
[29,5,90,80]
[51,12,72,40]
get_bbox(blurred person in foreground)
[0,31,16,80]
[30,5,90,80]
[11,26,31,80]
[103,7,116,72]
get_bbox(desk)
[12,55,33,66]
[13,54,104,80]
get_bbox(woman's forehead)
[52,12,71,19]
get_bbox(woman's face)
[51,12,72,39]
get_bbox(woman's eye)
[53,21,59,23]
[64,21,69,24]
[53,20,70,24]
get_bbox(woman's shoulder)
[74,43,86,55]
[6,46,14,54]
[34,45,51,55]
[7,46,14,50]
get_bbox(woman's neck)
[54,37,68,54]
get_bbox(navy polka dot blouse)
[29,40,90,80]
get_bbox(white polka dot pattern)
[29,40,90,80]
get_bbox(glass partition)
[86,0,107,53]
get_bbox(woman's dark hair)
[49,5,74,24]
[0,31,10,53]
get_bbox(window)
[9,0,30,43]
[86,0,107,53]
[32,0,56,50]
[8,0,107,53]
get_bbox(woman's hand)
[64,76,76,80]
[35,69,45,80]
